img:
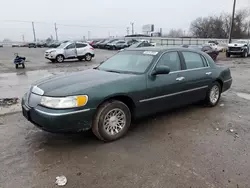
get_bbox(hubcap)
[86,55,91,61]
[210,85,220,104]
[103,108,126,135]
[57,56,63,62]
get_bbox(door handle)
[176,77,185,81]
[206,72,212,75]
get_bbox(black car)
[28,43,37,48]
[99,39,119,49]
[92,39,106,48]
[182,45,219,61]
[48,42,61,48]
[127,41,154,48]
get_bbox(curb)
[0,103,21,116]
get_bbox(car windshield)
[98,51,155,74]
[236,40,248,44]
[57,42,69,49]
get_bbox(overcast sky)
[0,0,249,41]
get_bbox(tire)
[22,63,25,68]
[205,81,221,107]
[15,64,18,69]
[226,52,230,58]
[85,53,92,61]
[56,55,64,63]
[92,100,131,142]
[242,50,248,58]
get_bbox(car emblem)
[234,44,237,46]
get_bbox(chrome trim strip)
[139,85,208,103]
[169,67,210,74]
[32,86,44,96]
[35,108,90,116]
[224,78,232,83]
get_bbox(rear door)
[76,43,87,56]
[64,43,77,58]
[179,51,213,103]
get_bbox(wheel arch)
[215,78,223,89]
[97,94,136,118]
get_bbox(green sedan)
[22,47,232,142]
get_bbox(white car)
[226,40,250,58]
[45,42,95,62]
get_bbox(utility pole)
[126,27,130,35]
[229,0,236,43]
[88,31,90,40]
[130,22,134,35]
[54,23,58,41]
[32,22,36,42]
[22,34,25,42]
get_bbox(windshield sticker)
[143,51,158,55]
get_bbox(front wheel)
[226,52,231,58]
[22,63,25,68]
[242,50,248,58]
[92,100,131,142]
[205,81,221,107]
[15,64,18,69]
[85,53,92,61]
[56,55,64,63]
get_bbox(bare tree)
[190,9,250,39]
[165,29,185,38]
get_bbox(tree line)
[165,9,250,39]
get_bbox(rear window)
[182,51,205,69]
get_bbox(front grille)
[229,47,242,51]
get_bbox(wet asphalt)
[1,47,250,188]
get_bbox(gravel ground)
[1,47,250,188]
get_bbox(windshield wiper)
[105,70,121,73]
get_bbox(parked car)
[36,42,46,48]
[88,40,100,47]
[44,41,95,62]
[126,39,139,46]
[22,47,232,142]
[92,39,106,48]
[208,40,219,45]
[182,45,219,61]
[28,43,37,48]
[0,44,3,48]
[226,40,250,58]
[12,44,20,47]
[48,42,61,48]
[106,40,128,50]
[100,39,119,49]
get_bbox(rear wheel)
[56,55,64,63]
[85,53,92,61]
[15,64,18,69]
[205,81,221,107]
[92,100,131,142]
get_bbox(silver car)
[45,41,95,62]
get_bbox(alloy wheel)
[209,85,220,104]
[103,108,126,136]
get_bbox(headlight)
[40,95,88,109]
[50,50,56,54]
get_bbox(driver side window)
[66,43,75,49]
[156,51,181,72]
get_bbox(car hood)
[228,43,246,47]
[33,69,136,96]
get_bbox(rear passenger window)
[157,51,181,72]
[182,52,205,69]
[76,43,87,48]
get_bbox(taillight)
[90,47,94,50]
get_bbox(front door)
[139,51,186,115]
[64,43,77,58]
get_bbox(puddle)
[237,92,250,101]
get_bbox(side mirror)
[152,66,170,75]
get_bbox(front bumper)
[22,98,95,133]
[44,53,56,60]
